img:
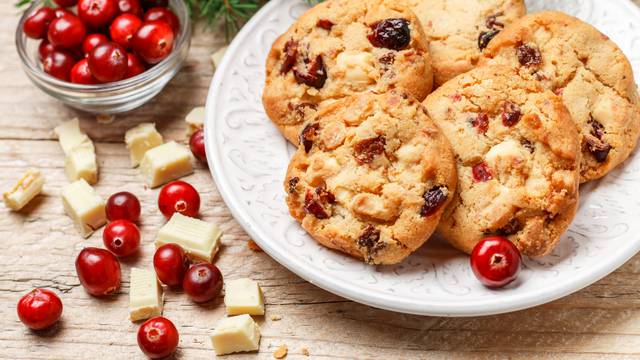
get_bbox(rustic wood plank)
[2,1,640,359]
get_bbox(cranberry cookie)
[405,0,526,87]
[263,0,433,145]
[480,11,640,182]
[285,91,456,265]
[424,66,581,257]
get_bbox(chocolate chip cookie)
[263,0,433,145]
[405,0,526,87]
[285,91,456,265]
[480,11,640,182]
[423,65,581,257]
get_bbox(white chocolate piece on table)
[54,118,90,155]
[61,179,106,238]
[3,170,45,211]
[211,314,261,356]
[185,107,205,137]
[156,213,221,263]
[224,278,265,316]
[129,268,163,322]
[125,123,164,167]
[211,46,228,69]
[139,141,193,188]
[64,142,98,184]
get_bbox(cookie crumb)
[273,344,287,359]
[248,240,263,252]
[270,315,282,321]
[301,347,310,356]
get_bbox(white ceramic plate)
[205,0,640,316]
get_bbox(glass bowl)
[15,0,192,114]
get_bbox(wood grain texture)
[2,1,640,359]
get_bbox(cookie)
[405,0,526,87]
[480,11,640,182]
[263,0,433,145]
[423,65,581,257]
[285,91,456,265]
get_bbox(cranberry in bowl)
[15,0,191,114]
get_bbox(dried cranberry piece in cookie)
[353,135,386,164]
[293,55,327,89]
[421,186,448,217]
[316,19,334,30]
[516,44,542,67]
[300,123,320,153]
[586,118,612,163]
[315,184,335,204]
[496,218,523,236]
[471,113,489,134]
[502,102,522,127]
[485,12,505,28]
[521,139,535,153]
[303,185,335,219]
[368,19,411,50]
[478,29,500,51]
[472,162,493,182]
[281,39,298,74]
[357,224,381,250]
[288,177,299,194]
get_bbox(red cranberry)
[472,162,493,182]
[470,236,521,288]
[125,52,146,78]
[478,29,500,51]
[82,33,109,55]
[293,55,327,89]
[420,186,448,217]
[471,113,489,134]
[54,8,73,18]
[368,18,411,50]
[77,0,119,29]
[110,13,142,50]
[17,289,63,330]
[118,0,143,17]
[143,7,180,35]
[141,0,168,9]
[75,247,121,296]
[153,244,189,287]
[189,130,207,164]
[157,181,200,219]
[43,50,75,81]
[88,42,128,82]
[132,20,174,64]
[38,40,56,60]
[23,7,56,39]
[353,135,386,164]
[54,0,78,7]
[106,191,141,222]
[47,14,87,49]
[70,58,99,84]
[183,263,223,303]
[137,316,179,359]
[103,220,140,257]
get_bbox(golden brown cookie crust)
[406,0,526,87]
[424,65,581,257]
[263,0,433,145]
[480,11,640,182]
[285,91,456,265]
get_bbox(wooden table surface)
[3,1,640,359]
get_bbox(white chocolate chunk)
[211,314,261,356]
[211,46,228,69]
[125,123,164,167]
[224,278,265,316]
[129,268,163,322]
[185,107,205,137]
[139,141,193,188]
[3,170,45,211]
[61,179,106,238]
[64,142,98,184]
[156,213,221,263]
[54,118,90,155]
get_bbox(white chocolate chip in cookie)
[333,51,378,90]
[485,139,531,186]
[306,154,340,186]
[320,121,346,150]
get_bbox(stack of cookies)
[262,0,640,265]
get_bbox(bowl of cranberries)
[16,0,191,114]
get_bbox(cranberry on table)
[125,52,146,78]
[77,0,119,29]
[82,33,109,55]
[38,40,56,60]
[106,191,141,222]
[110,13,142,50]
[54,0,78,7]
[470,236,521,288]
[75,247,121,296]
[103,220,141,257]
[143,7,180,35]
[141,0,168,10]
[183,263,223,303]
[43,50,76,81]
[70,58,98,84]
[23,7,56,39]
[47,14,87,49]
[17,289,63,330]
[88,42,128,83]
[153,244,189,287]
[118,0,144,17]
[137,316,179,359]
[132,20,174,64]
[157,180,201,219]
[189,130,207,164]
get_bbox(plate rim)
[205,0,640,316]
